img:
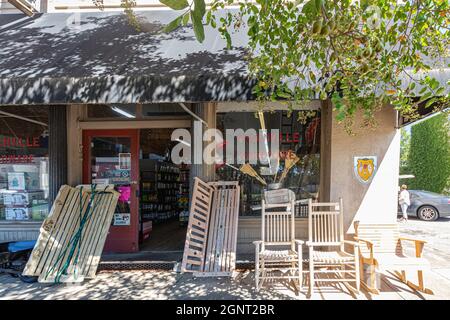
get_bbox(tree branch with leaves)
[120,0,449,132]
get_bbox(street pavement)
[1,217,449,300]
[398,216,450,290]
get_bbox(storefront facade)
[73,102,326,255]
[0,10,401,258]
[0,101,401,258]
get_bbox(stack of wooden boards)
[22,185,119,283]
[181,178,240,276]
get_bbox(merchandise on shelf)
[179,210,190,225]
[2,190,45,206]
[141,220,153,241]
[139,159,182,228]
[31,200,49,220]
[7,172,40,191]
[178,166,190,224]
[177,196,189,210]
[6,207,32,220]
[1,188,48,221]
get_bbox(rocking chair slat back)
[308,198,343,245]
[354,222,402,255]
[262,200,295,245]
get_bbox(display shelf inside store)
[139,160,181,227]
[177,165,190,225]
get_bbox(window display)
[216,110,321,216]
[0,106,49,222]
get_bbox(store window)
[216,110,321,217]
[0,106,49,222]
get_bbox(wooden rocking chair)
[307,198,360,296]
[254,199,303,293]
[354,221,433,295]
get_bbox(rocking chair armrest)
[294,239,304,245]
[354,237,373,247]
[354,237,374,260]
[399,237,427,244]
[253,240,263,246]
[399,237,427,258]
[305,241,322,247]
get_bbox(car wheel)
[417,205,439,221]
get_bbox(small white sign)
[119,153,131,170]
[92,178,110,185]
[113,213,130,226]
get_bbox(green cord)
[45,184,106,283]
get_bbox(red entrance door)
[82,129,140,253]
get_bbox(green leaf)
[163,14,183,33]
[424,97,436,108]
[314,0,323,11]
[302,0,317,16]
[159,0,189,10]
[309,71,316,83]
[194,0,206,17]
[224,32,232,49]
[435,87,445,96]
[277,91,291,99]
[336,111,346,122]
[419,91,433,103]
[191,10,205,43]
[190,0,206,43]
[360,0,369,11]
[182,12,190,25]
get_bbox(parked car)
[398,190,450,221]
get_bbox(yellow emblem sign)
[354,156,377,183]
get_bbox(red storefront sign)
[0,154,34,164]
[0,136,40,148]
[0,135,41,164]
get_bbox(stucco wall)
[328,106,400,234]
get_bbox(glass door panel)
[83,130,139,253]
[90,137,132,224]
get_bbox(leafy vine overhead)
[120,0,450,131]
